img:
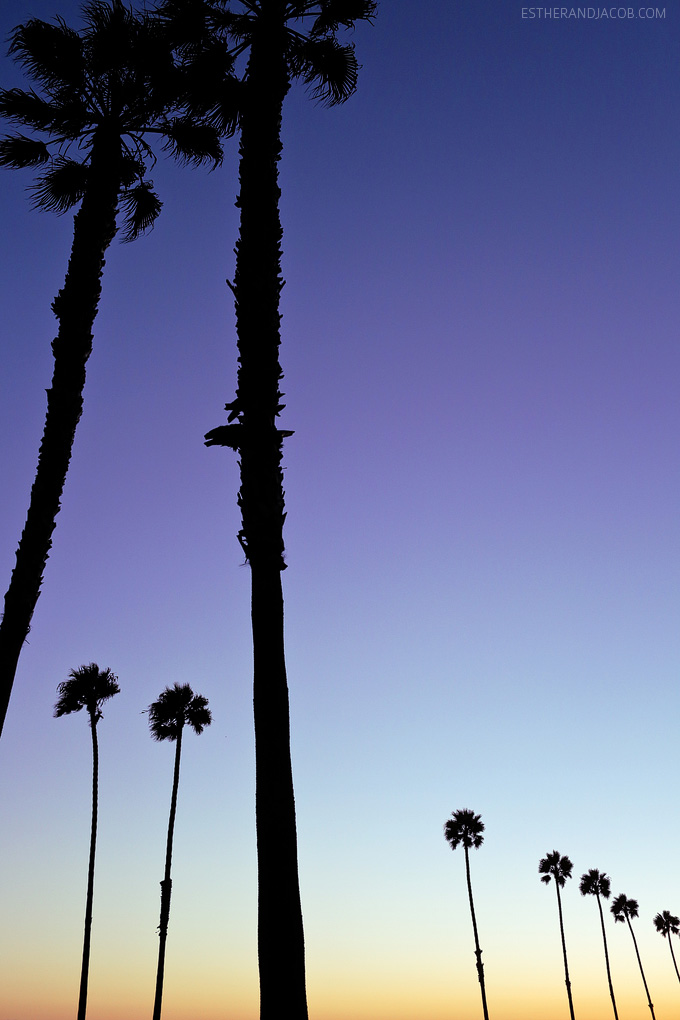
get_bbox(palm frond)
[30,157,89,213]
[0,134,50,168]
[162,118,223,166]
[147,682,212,741]
[444,808,485,851]
[310,0,378,36]
[9,17,85,96]
[288,36,358,106]
[0,88,69,132]
[119,180,163,242]
[54,663,119,720]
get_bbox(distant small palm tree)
[54,662,120,1020]
[539,850,576,1020]
[147,682,212,1020]
[653,910,680,984]
[579,869,618,1019]
[611,894,656,1019]
[444,809,490,1020]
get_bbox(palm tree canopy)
[654,910,680,938]
[54,663,120,722]
[444,808,485,851]
[539,850,574,887]
[611,894,639,922]
[0,0,225,239]
[147,682,212,741]
[580,868,612,898]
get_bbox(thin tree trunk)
[463,845,489,1020]
[152,727,183,1020]
[626,916,656,1019]
[595,894,618,1020]
[555,882,576,1020]
[0,133,121,739]
[77,713,99,1020]
[668,934,680,984]
[212,5,307,1017]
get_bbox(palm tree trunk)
[152,727,183,1020]
[595,894,618,1020]
[77,713,99,1020]
[667,934,680,984]
[555,882,576,1020]
[626,916,656,1019]
[463,845,490,1020]
[0,131,122,739]
[228,7,307,1018]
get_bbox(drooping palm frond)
[9,16,85,98]
[288,35,358,105]
[29,156,89,213]
[119,179,163,241]
[307,0,378,36]
[54,663,120,721]
[0,134,50,168]
[162,117,224,166]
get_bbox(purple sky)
[1,3,679,1018]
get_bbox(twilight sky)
[1,3,679,1019]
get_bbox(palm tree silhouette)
[539,850,576,1020]
[156,3,376,1015]
[54,662,120,1020]
[611,894,656,1019]
[444,809,490,1020]
[579,869,618,1019]
[147,682,212,1020]
[0,0,224,738]
[653,910,680,984]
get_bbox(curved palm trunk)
[625,916,656,1019]
[595,893,618,1020]
[554,882,576,1020]
[228,7,307,1017]
[0,131,122,739]
[78,712,100,1020]
[152,726,183,1020]
[667,934,680,984]
[463,845,490,1020]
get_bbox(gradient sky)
[1,2,679,1019]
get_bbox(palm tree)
[147,682,212,1020]
[0,0,225,739]
[444,809,490,1020]
[54,662,120,1020]
[155,3,376,1016]
[579,869,618,1020]
[539,851,576,1020]
[653,910,680,984]
[611,894,656,1019]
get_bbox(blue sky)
[1,3,679,1018]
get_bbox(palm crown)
[580,868,612,899]
[0,0,223,240]
[54,663,119,723]
[148,682,212,741]
[444,809,485,851]
[654,910,680,938]
[539,850,574,887]
[611,894,638,922]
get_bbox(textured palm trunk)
[463,845,489,1020]
[153,726,183,1020]
[625,916,656,1019]
[0,132,122,739]
[226,4,307,1017]
[554,882,576,1020]
[595,894,618,1020]
[78,712,100,1020]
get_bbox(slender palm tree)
[147,682,212,1020]
[611,894,656,1019]
[539,851,576,1020]
[54,663,120,1020]
[653,910,680,984]
[579,869,618,1020]
[444,809,490,1020]
[0,0,225,739]
[154,3,376,1016]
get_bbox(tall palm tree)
[539,850,576,1020]
[444,809,490,1020]
[147,682,212,1020]
[653,910,680,984]
[611,894,656,1019]
[579,869,618,1020]
[54,662,120,1020]
[155,3,376,1016]
[0,0,225,739]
